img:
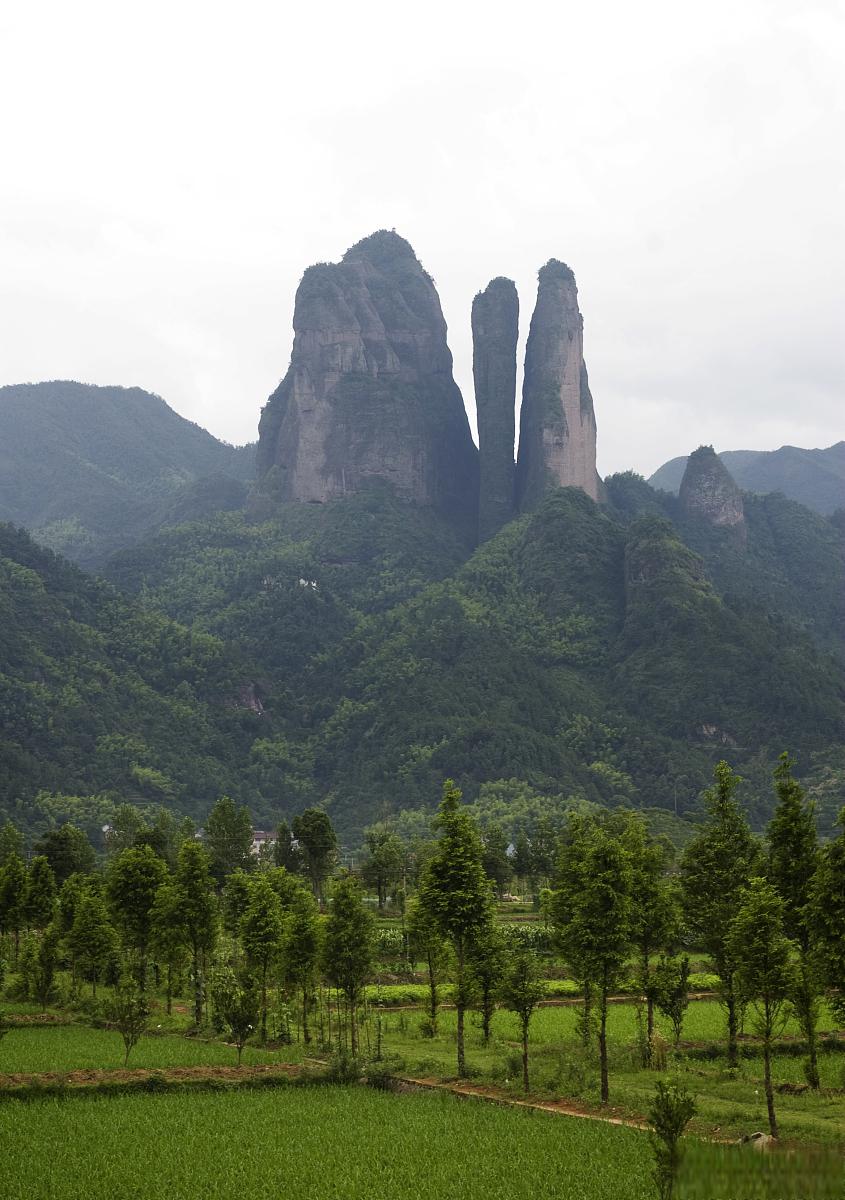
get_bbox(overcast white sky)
[1,0,842,477]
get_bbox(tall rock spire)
[515,260,600,511]
[472,277,518,541]
[256,230,478,534]
[678,445,746,543]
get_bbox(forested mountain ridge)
[100,474,845,839]
[650,442,845,516]
[0,381,254,566]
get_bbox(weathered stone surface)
[256,230,478,533]
[679,445,746,542]
[515,260,600,511]
[472,277,518,541]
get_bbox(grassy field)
[0,1025,295,1074]
[1,1084,842,1200]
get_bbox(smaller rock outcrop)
[515,260,601,511]
[472,277,518,541]
[679,445,746,543]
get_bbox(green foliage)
[103,980,150,1067]
[23,857,57,932]
[498,947,546,1091]
[204,796,254,881]
[240,877,284,1041]
[648,1080,696,1200]
[106,846,168,986]
[322,873,374,1053]
[211,969,260,1065]
[32,825,96,884]
[292,809,337,899]
[808,810,845,1023]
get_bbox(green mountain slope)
[103,484,845,838]
[0,381,254,565]
[0,522,267,831]
[649,443,845,515]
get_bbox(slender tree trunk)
[237,1044,243,1067]
[643,949,654,1066]
[763,1036,778,1139]
[599,982,609,1105]
[166,964,173,1016]
[725,978,739,1069]
[260,964,268,1043]
[92,973,97,999]
[426,949,438,1033]
[456,944,466,1077]
[796,959,820,1089]
[350,996,358,1055]
[522,1017,530,1093]
[193,948,202,1027]
[581,979,593,1048]
[482,987,493,1046]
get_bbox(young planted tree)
[649,1080,696,1200]
[212,970,259,1066]
[205,796,254,881]
[565,825,632,1104]
[808,809,845,1024]
[68,889,117,997]
[283,884,322,1045]
[149,882,185,1016]
[274,821,303,874]
[221,868,253,949]
[406,896,449,1036]
[19,924,61,1008]
[104,980,150,1067]
[418,781,494,1077]
[468,925,507,1046]
[680,761,760,1068]
[726,878,796,1139]
[623,819,679,1065]
[23,856,57,933]
[767,752,822,1087]
[174,840,218,1026]
[107,845,168,990]
[241,876,285,1042]
[652,955,692,1048]
[481,823,511,897]
[499,947,546,1092]
[292,810,337,901]
[551,813,596,1047]
[322,873,374,1055]
[0,820,23,867]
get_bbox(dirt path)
[0,1062,303,1088]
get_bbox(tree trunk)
[456,944,466,1077]
[302,983,311,1045]
[193,949,202,1027]
[426,949,438,1033]
[643,950,654,1066]
[522,1018,530,1093]
[237,1044,243,1067]
[599,984,609,1104]
[166,964,172,1016]
[581,979,593,1047]
[763,1038,778,1139]
[350,996,358,1055]
[482,988,493,1046]
[725,980,739,1069]
[796,961,820,1089]
[260,965,268,1043]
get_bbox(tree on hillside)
[292,810,337,901]
[499,947,546,1092]
[679,761,760,1068]
[322,873,373,1055]
[767,752,822,1087]
[726,878,796,1139]
[241,876,285,1042]
[205,796,254,881]
[23,857,57,933]
[418,780,494,1077]
[174,840,218,1026]
[809,808,845,1024]
[107,845,168,989]
[564,825,632,1104]
[33,824,96,885]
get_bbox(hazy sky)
[1,0,842,477]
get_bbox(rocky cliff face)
[678,445,746,542]
[256,231,478,533]
[472,277,518,541]
[515,260,600,511]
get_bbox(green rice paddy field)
[2,1086,843,1200]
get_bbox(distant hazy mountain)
[0,381,254,565]
[649,443,845,515]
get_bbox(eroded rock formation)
[515,260,600,511]
[679,445,746,542]
[472,277,518,541]
[256,231,478,531]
